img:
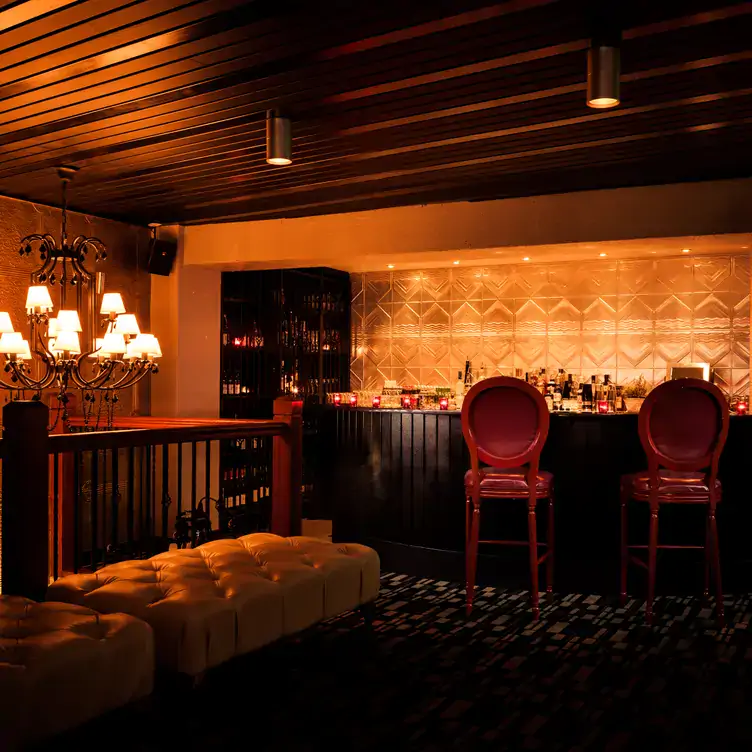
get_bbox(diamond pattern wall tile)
[617,333,654,367]
[694,257,731,292]
[451,301,482,336]
[392,303,420,341]
[617,297,653,332]
[731,369,750,395]
[582,297,617,332]
[451,268,483,301]
[692,293,732,331]
[422,270,451,301]
[582,333,617,369]
[514,336,547,371]
[515,299,547,333]
[548,298,581,333]
[356,256,750,394]
[365,273,392,309]
[692,333,732,366]
[393,272,422,303]
[421,302,450,338]
[481,299,514,335]
[654,334,691,370]
[654,295,692,331]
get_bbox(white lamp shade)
[114,313,140,337]
[52,330,81,355]
[101,332,126,357]
[25,285,54,314]
[57,309,82,333]
[18,339,31,360]
[0,331,26,355]
[129,333,161,358]
[48,337,56,352]
[0,311,13,333]
[47,317,58,337]
[100,292,126,315]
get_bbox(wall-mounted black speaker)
[147,237,178,276]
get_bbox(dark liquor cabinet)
[219,268,351,531]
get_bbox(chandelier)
[0,166,160,427]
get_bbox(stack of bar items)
[523,369,624,413]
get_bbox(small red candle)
[439,397,449,410]
[597,400,609,414]
[372,395,381,408]
[402,395,411,409]
[333,393,342,406]
[349,393,358,407]
[736,400,748,415]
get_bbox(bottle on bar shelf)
[464,357,472,387]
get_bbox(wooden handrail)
[50,419,288,454]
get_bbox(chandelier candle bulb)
[99,292,126,316]
[0,311,13,333]
[56,309,82,333]
[25,285,53,314]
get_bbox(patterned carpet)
[44,574,752,751]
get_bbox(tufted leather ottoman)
[0,596,153,750]
[47,533,380,676]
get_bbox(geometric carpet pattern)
[42,573,752,751]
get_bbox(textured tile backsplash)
[350,255,751,396]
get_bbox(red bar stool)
[620,378,729,624]
[462,376,553,619]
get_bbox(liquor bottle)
[479,362,487,381]
[222,375,228,395]
[464,358,472,386]
[222,315,229,346]
[553,379,562,410]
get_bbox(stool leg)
[466,498,481,615]
[620,484,628,607]
[528,501,540,619]
[709,504,724,623]
[646,503,659,624]
[546,493,554,594]
[465,496,472,549]
[704,512,711,597]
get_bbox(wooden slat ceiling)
[0,0,750,225]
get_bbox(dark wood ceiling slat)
[0,0,747,225]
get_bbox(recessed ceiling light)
[682,248,691,253]
[453,260,460,265]
[522,256,530,261]
[387,264,395,269]
[599,252,607,257]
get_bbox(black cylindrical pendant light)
[586,3,621,109]
[587,42,620,109]
[266,110,292,165]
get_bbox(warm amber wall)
[351,255,751,397]
[0,194,152,415]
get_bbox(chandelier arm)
[102,361,153,391]
[67,357,117,390]
[3,360,58,391]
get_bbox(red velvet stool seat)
[462,377,554,618]
[620,378,729,624]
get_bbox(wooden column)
[271,398,303,537]
[2,400,50,599]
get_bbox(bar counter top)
[318,405,752,595]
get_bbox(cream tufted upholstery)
[0,596,153,750]
[48,533,380,676]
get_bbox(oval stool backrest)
[461,376,550,471]
[638,378,729,479]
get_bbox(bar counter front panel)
[320,407,752,595]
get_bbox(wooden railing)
[0,398,303,600]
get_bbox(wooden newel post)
[271,398,303,537]
[1,400,50,599]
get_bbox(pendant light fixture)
[266,110,292,165]
[586,4,621,109]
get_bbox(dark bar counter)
[318,407,752,595]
